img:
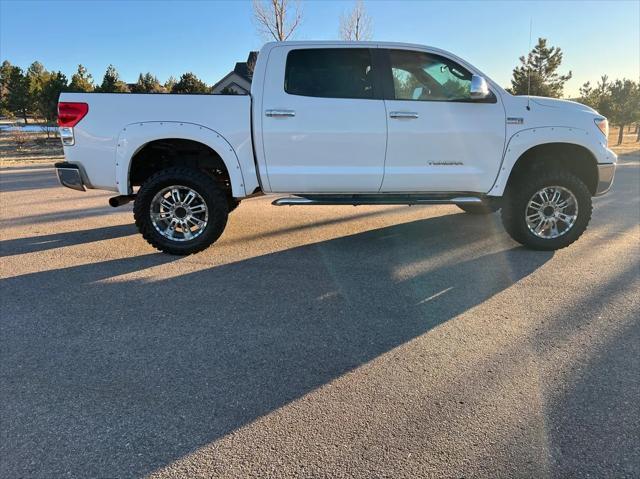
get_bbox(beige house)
[211,52,258,95]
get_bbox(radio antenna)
[526,17,532,110]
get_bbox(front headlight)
[594,117,609,139]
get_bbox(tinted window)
[389,49,479,102]
[285,49,375,99]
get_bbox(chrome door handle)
[265,109,296,117]
[389,111,419,119]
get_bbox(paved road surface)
[1,160,638,478]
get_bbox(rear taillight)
[57,102,88,146]
[57,102,88,127]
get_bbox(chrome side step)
[272,195,483,206]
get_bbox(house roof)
[211,71,247,92]
[232,51,258,83]
[212,51,258,92]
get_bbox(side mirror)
[470,74,490,100]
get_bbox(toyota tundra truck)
[55,41,616,255]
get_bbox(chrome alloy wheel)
[525,186,578,239]
[150,185,209,241]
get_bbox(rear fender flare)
[115,121,246,196]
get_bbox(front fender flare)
[487,126,610,197]
[115,121,246,196]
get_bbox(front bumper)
[54,162,85,192]
[595,162,616,196]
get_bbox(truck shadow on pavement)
[0,223,138,256]
[1,214,554,478]
[0,206,409,257]
[0,166,61,192]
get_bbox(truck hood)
[522,96,598,115]
[503,94,604,134]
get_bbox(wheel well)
[129,139,232,195]
[506,143,599,195]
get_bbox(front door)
[380,49,506,193]
[261,46,387,193]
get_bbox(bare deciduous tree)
[340,0,372,41]
[253,0,302,42]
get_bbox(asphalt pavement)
[1,159,638,478]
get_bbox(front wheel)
[500,170,592,250]
[134,167,229,255]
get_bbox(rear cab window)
[284,48,378,100]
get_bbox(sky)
[1,0,638,97]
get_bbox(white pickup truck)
[56,41,616,254]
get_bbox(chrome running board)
[272,195,483,206]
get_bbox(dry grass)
[0,129,63,165]
[9,128,29,149]
[609,126,639,163]
[0,124,637,167]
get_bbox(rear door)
[380,48,506,193]
[260,46,387,193]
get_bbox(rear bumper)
[54,162,85,192]
[595,163,616,196]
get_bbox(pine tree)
[26,61,50,118]
[131,72,164,93]
[608,79,639,145]
[38,71,68,136]
[164,76,177,93]
[98,65,129,93]
[510,38,572,98]
[0,60,14,116]
[172,73,209,94]
[68,64,94,92]
[578,76,612,117]
[578,82,597,108]
[6,66,30,123]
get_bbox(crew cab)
[55,41,616,254]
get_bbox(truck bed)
[59,92,255,193]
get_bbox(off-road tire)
[501,169,592,250]
[228,198,241,213]
[134,167,228,255]
[457,203,500,215]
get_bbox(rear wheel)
[457,203,500,215]
[134,167,228,255]
[501,169,592,250]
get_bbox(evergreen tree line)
[508,38,639,144]
[577,76,640,144]
[1,38,638,144]
[0,61,212,124]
